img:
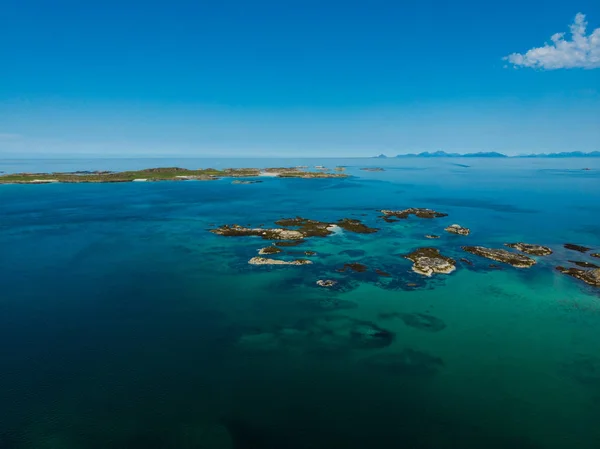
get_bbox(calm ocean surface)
[1,157,599,448]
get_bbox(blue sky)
[1,0,599,157]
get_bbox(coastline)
[0,166,348,185]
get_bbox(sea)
[1,157,599,449]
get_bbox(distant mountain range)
[374,151,600,158]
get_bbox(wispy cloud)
[504,13,600,69]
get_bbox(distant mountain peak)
[374,153,388,158]
[395,151,507,158]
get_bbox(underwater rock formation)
[378,312,446,332]
[460,258,474,266]
[444,224,470,236]
[362,348,444,377]
[461,246,536,268]
[568,260,599,268]
[399,313,447,332]
[564,243,592,253]
[380,208,448,219]
[375,269,391,277]
[425,234,440,239]
[360,167,385,172]
[248,257,312,266]
[336,263,368,273]
[405,247,456,276]
[556,266,600,287]
[232,180,263,184]
[274,240,304,247]
[504,242,553,256]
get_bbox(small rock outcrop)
[316,279,337,287]
[248,257,312,266]
[564,243,592,253]
[405,247,456,276]
[360,167,385,172]
[258,246,282,255]
[444,224,470,236]
[504,243,552,256]
[461,246,536,268]
[592,253,600,259]
[381,208,448,219]
[568,260,599,269]
[232,180,262,184]
[425,235,440,239]
[336,218,378,234]
[556,266,600,287]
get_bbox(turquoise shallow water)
[1,158,600,448]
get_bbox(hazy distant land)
[375,151,600,158]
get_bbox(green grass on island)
[0,167,348,184]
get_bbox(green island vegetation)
[0,167,347,184]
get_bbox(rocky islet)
[405,248,456,277]
[461,246,536,268]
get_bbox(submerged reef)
[444,224,470,236]
[232,179,263,184]
[360,167,385,172]
[568,260,599,268]
[380,208,448,219]
[379,312,447,332]
[461,246,536,268]
[361,348,444,377]
[556,266,600,287]
[336,263,368,273]
[405,247,456,276]
[564,243,592,253]
[236,315,394,354]
[504,242,553,256]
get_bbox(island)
[211,216,377,240]
[564,243,592,253]
[248,257,312,266]
[405,248,456,276]
[556,266,600,287]
[461,246,536,268]
[380,208,448,220]
[504,243,553,256]
[444,224,470,236]
[0,166,348,184]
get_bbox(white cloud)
[504,13,600,69]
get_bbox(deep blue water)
[1,158,600,448]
